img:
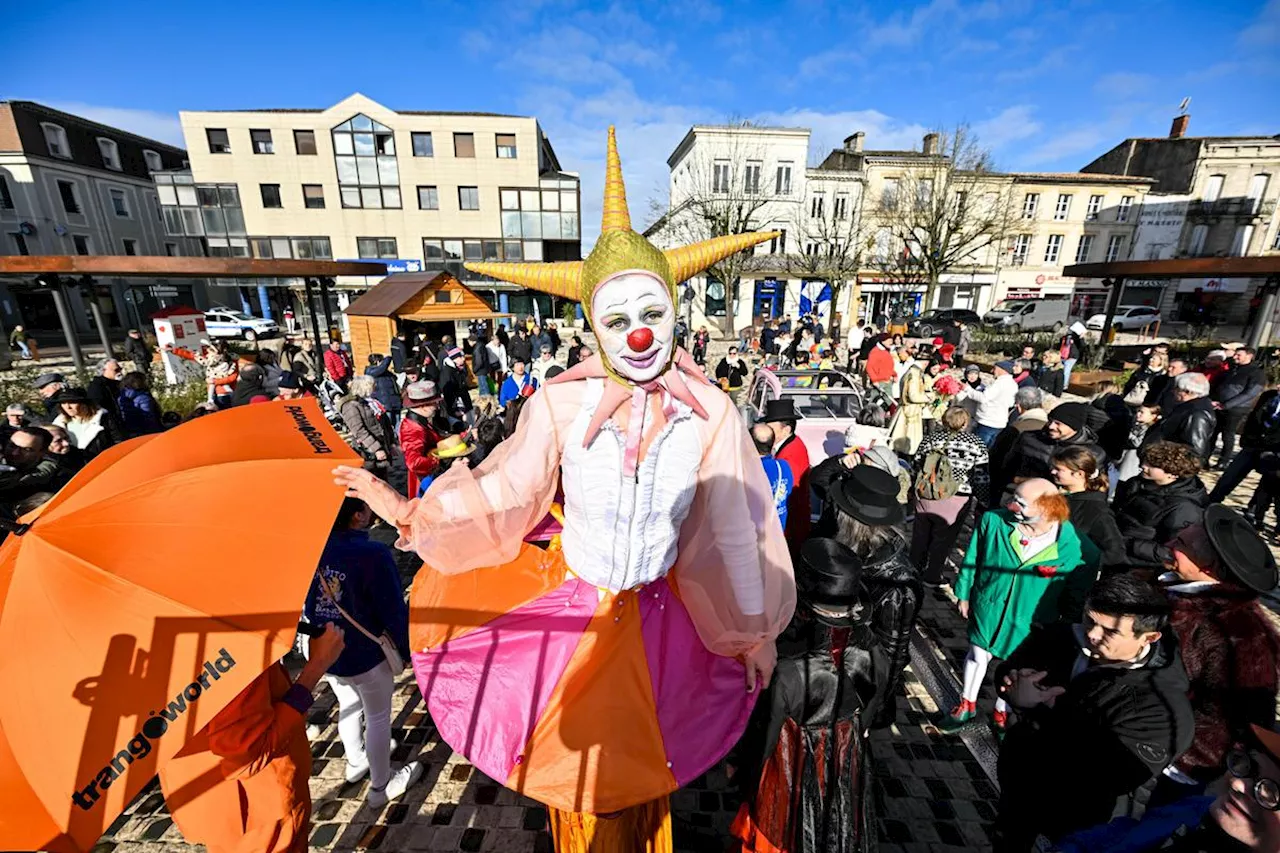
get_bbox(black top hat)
[797,538,864,610]
[1205,504,1279,593]
[760,398,802,424]
[830,464,905,526]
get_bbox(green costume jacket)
[953,508,1091,658]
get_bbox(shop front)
[1173,277,1256,326]
[1119,279,1166,309]
[936,272,996,313]
[856,276,926,325]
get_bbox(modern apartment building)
[157,93,580,322]
[1082,115,1280,324]
[0,100,199,337]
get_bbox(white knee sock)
[960,644,994,703]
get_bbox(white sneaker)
[344,738,398,783]
[367,761,424,808]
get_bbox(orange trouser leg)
[548,796,672,853]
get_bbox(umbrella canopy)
[0,399,357,853]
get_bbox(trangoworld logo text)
[286,404,334,454]
[71,648,237,811]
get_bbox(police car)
[203,308,280,342]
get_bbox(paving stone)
[310,823,340,848]
[356,825,387,849]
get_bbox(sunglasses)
[1228,747,1280,811]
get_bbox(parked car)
[203,308,281,341]
[747,369,868,461]
[982,296,1070,332]
[1086,305,1162,332]
[908,308,983,337]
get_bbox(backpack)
[916,449,961,500]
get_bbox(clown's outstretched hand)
[333,464,409,527]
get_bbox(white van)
[982,296,1070,332]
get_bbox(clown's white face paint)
[591,272,676,384]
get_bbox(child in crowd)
[1116,404,1161,486]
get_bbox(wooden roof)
[1063,256,1280,280]
[343,271,510,320]
[0,255,386,279]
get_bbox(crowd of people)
[4,303,1280,853]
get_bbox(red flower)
[933,374,962,396]
[1034,564,1059,578]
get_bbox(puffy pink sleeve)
[671,393,796,658]
[393,386,566,572]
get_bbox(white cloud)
[972,105,1043,151]
[1016,128,1108,167]
[41,102,184,147]
[1240,0,1280,46]
[1093,72,1153,99]
[794,49,863,81]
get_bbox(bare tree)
[647,128,778,336]
[868,125,1015,310]
[787,177,869,335]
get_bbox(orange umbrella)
[0,398,357,853]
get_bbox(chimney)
[1170,114,1190,138]
[843,131,865,153]
[922,132,940,156]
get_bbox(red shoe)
[992,709,1009,738]
[939,699,976,732]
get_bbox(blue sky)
[4,0,1277,245]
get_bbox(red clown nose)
[627,327,654,352]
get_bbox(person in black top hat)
[732,537,889,853]
[827,464,919,728]
[1151,505,1280,805]
[762,398,811,548]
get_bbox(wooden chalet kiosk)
[342,271,512,368]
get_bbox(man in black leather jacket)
[1144,371,1217,465]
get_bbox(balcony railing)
[1189,198,1277,218]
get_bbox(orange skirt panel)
[548,797,672,853]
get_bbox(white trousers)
[326,660,395,789]
[960,644,1009,712]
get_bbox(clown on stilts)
[335,127,795,853]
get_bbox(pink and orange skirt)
[409,544,756,815]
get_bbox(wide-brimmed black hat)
[797,538,864,609]
[1205,504,1278,593]
[760,398,802,423]
[830,464,904,526]
[51,387,91,406]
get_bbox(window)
[810,192,825,219]
[805,242,819,257]
[713,160,730,194]
[109,188,130,217]
[1075,234,1095,264]
[769,230,787,254]
[1054,193,1072,220]
[293,130,317,155]
[302,184,325,208]
[1117,196,1133,222]
[165,242,177,256]
[1011,234,1032,264]
[97,138,121,170]
[1022,192,1040,219]
[332,114,400,209]
[57,180,80,214]
[73,235,91,255]
[1086,194,1103,220]
[411,132,433,157]
[497,180,580,244]
[143,149,163,172]
[260,184,282,208]
[873,227,892,262]
[458,186,480,210]
[10,233,29,255]
[417,186,439,210]
[834,193,848,220]
[917,179,934,209]
[1188,224,1209,256]
[776,163,792,195]
[1105,234,1126,262]
[1274,229,1280,251]
[357,237,398,259]
[0,176,12,209]
[1044,234,1063,264]
[1203,174,1225,203]
[744,161,762,194]
[122,239,137,256]
[250,130,274,154]
[42,123,69,158]
[495,133,517,158]
[454,133,476,158]
[206,128,231,153]
[1248,174,1270,213]
[1231,225,1255,256]
[880,177,899,209]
